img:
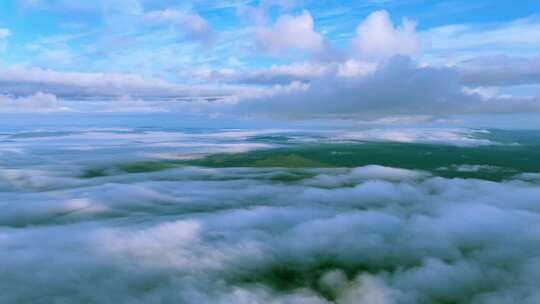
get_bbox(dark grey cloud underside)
[230,57,540,118]
[458,55,540,86]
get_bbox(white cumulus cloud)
[255,10,324,54]
[351,10,420,60]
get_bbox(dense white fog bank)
[1,162,540,303]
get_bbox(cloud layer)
[229,57,540,118]
[0,92,71,113]
[2,163,540,303]
[1,127,540,303]
[0,66,250,99]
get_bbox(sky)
[0,0,539,126]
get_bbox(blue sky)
[0,0,539,125]
[2,0,539,73]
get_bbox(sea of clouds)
[1,128,539,303]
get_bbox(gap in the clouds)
[77,130,540,182]
[177,143,538,182]
[226,258,393,302]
